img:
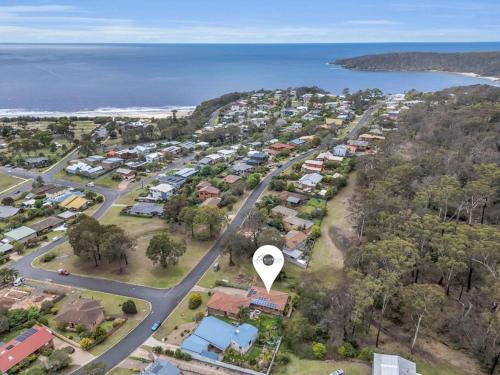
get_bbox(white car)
[13,277,25,287]
[86,182,95,187]
[331,370,345,375]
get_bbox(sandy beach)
[0,106,195,119]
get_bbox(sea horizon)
[1,42,499,113]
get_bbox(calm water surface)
[0,43,499,112]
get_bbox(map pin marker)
[253,245,284,293]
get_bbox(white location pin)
[252,245,284,293]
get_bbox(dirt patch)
[213,286,248,297]
[421,338,482,375]
[0,286,59,310]
[166,322,197,346]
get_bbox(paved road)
[347,104,381,140]
[9,147,318,373]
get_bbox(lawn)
[0,172,24,193]
[44,288,150,356]
[274,353,370,375]
[95,173,121,189]
[55,169,93,184]
[108,368,138,375]
[34,207,214,288]
[153,291,209,341]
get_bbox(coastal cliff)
[334,51,500,79]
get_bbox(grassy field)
[55,169,93,184]
[34,207,213,288]
[44,288,149,356]
[153,291,209,341]
[0,172,24,192]
[274,353,370,375]
[95,173,121,189]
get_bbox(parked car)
[58,269,70,276]
[151,321,162,331]
[86,182,95,187]
[330,370,345,375]
[13,277,25,286]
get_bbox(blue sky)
[0,0,499,43]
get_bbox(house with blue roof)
[290,138,306,146]
[333,144,349,157]
[142,359,179,375]
[181,316,258,359]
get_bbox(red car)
[58,269,70,276]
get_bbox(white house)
[217,149,236,159]
[149,183,175,201]
[372,353,420,375]
[298,173,323,191]
[146,152,162,163]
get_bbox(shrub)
[188,293,202,310]
[312,342,327,359]
[91,326,107,341]
[79,337,94,350]
[122,299,138,314]
[40,300,54,314]
[357,347,374,362]
[194,312,204,322]
[41,253,56,263]
[276,352,290,365]
[152,346,163,354]
[338,342,357,358]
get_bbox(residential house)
[175,167,198,180]
[24,157,49,169]
[197,157,214,167]
[142,359,180,375]
[44,186,68,199]
[270,143,294,152]
[333,145,349,157]
[86,155,106,166]
[125,161,147,170]
[158,175,186,189]
[0,243,13,254]
[149,183,175,201]
[270,205,298,218]
[278,191,306,205]
[372,353,420,375]
[93,126,108,141]
[247,286,290,316]
[298,173,323,192]
[115,168,135,180]
[0,326,54,373]
[207,293,251,319]
[102,157,124,170]
[290,138,306,146]
[0,205,20,220]
[359,133,386,142]
[197,183,220,202]
[195,141,210,149]
[29,216,64,235]
[115,149,138,160]
[127,203,164,217]
[59,195,88,211]
[316,151,344,163]
[283,230,309,267]
[217,149,236,160]
[222,174,241,185]
[283,215,314,234]
[145,152,162,163]
[31,184,57,197]
[181,316,258,358]
[246,151,268,166]
[201,197,221,207]
[57,211,79,222]
[180,141,196,151]
[55,298,105,331]
[162,146,181,156]
[4,226,37,244]
[232,163,255,176]
[302,160,325,173]
[206,153,224,164]
[347,140,369,152]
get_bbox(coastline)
[438,71,500,83]
[0,106,195,119]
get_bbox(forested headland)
[285,85,500,374]
[334,52,500,78]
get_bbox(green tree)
[188,293,202,309]
[246,173,261,189]
[121,300,137,315]
[146,232,186,268]
[47,349,72,372]
[82,362,106,375]
[0,267,18,285]
[179,207,197,238]
[100,225,136,274]
[67,216,103,267]
[194,206,228,238]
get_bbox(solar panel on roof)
[16,327,37,342]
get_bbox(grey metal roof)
[372,353,418,375]
[0,206,20,219]
[5,226,36,241]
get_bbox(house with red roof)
[197,182,220,202]
[207,292,251,319]
[0,325,54,373]
[270,143,295,152]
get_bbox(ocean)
[0,42,499,114]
